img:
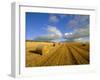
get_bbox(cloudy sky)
[26,12,89,42]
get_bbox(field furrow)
[68,46,89,64]
[71,46,89,61]
[26,41,90,67]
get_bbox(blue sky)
[26,12,89,42]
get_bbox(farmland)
[25,41,89,67]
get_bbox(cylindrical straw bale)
[35,45,50,55]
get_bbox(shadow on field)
[29,50,42,55]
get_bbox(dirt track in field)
[26,42,89,67]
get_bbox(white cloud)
[47,25,62,38]
[64,25,89,42]
[34,26,62,42]
[74,37,89,42]
[67,20,78,28]
[74,25,89,36]
[67,15,89,28]
[74,15,89,22]
[49,15,59,23]
[64,32,73,38]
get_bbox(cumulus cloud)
[47,25,62,37]
[49,15,59,23]
[34,26,62,41]
[64,32,73,39]
[64,15,89,42]
[67,20,78,28]
[74,25,89,37]
[67,15,89,28]
[64,25,89,42]
[34,15,89,42]
[73,37,89,42]
[74,15,89,22]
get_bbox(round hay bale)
[82,43,86,46]
[55,43,59,46]
[52,43,56,47]
[35,45,50,55]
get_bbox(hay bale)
[35,45,50,55]
[82,43,86,46]
[52,43,56,47]
[52,42,60,46]
[54,42,60,46]
[58,42,61,45]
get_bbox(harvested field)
[26,41,89,67]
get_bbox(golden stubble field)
[25,41,89,67]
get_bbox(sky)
[26,12,89,42]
